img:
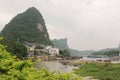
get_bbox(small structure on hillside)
[24,42,60,57]
[24,42,37,55]
[82,55,111,63]
[48,47,59,56]
[45,46,59,56]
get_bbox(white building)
[48,47,59,56]
[24,42,37,55]
[45,46,52,49]
[82,55,111,62]
[44,46,60,56]
[24,42,60,56]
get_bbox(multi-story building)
[24,42,60,56]
[48,47,59,56]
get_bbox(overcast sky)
[0,0,120,51]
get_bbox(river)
[35,61,99,80]
[35,61,78,73]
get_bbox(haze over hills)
[52,38,120,56]
[52,38,94,56]
[0,6,120,57]
[0,7,52,45]
[97,44,120,52]
[52,38,69,49]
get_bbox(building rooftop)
[87,55,109,58]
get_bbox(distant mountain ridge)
[52,38,120,56]
[98,44,120,52]
[0,7,52,45]
[52,38,94,56]
[52,38,69,49]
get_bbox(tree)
[35,45,44,49]
[0,38,81,80]
[0,37,28,59]
[92,50,120,57]
[14,42,28,59]
[60,49,70,57]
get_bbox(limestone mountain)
[0,7,52,45]
[52,38,94,56]
[52,38,69,49]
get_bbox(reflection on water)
[35,61,78,73]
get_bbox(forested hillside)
[0,7,52,45]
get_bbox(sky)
[0,0,120,51]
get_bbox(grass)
[74,63,120,80]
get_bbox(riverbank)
[34,61,79,73]
[75,63,120,80]
[34,61,100,80]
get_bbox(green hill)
[52,38,94,56]
[0,7,52,45]
[52,38,69,49]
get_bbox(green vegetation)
[0,7,53,59]
[60,49,71,57]
[13,42,28,59]
[52,38,94,57]
[0,7,52,45]
[75,63,120,80]
[0,38,81,80]
[0,37,28,59]
[52,38,69,49]
[92,50,120,57]
[35,45,44,49]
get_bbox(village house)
[35,49,48,55]
[34,46,60,61]
[45,46,59,56]
[24,42,37,56]
[48,47,59,56]
[82,55,111,63]
[24,42,60,56]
